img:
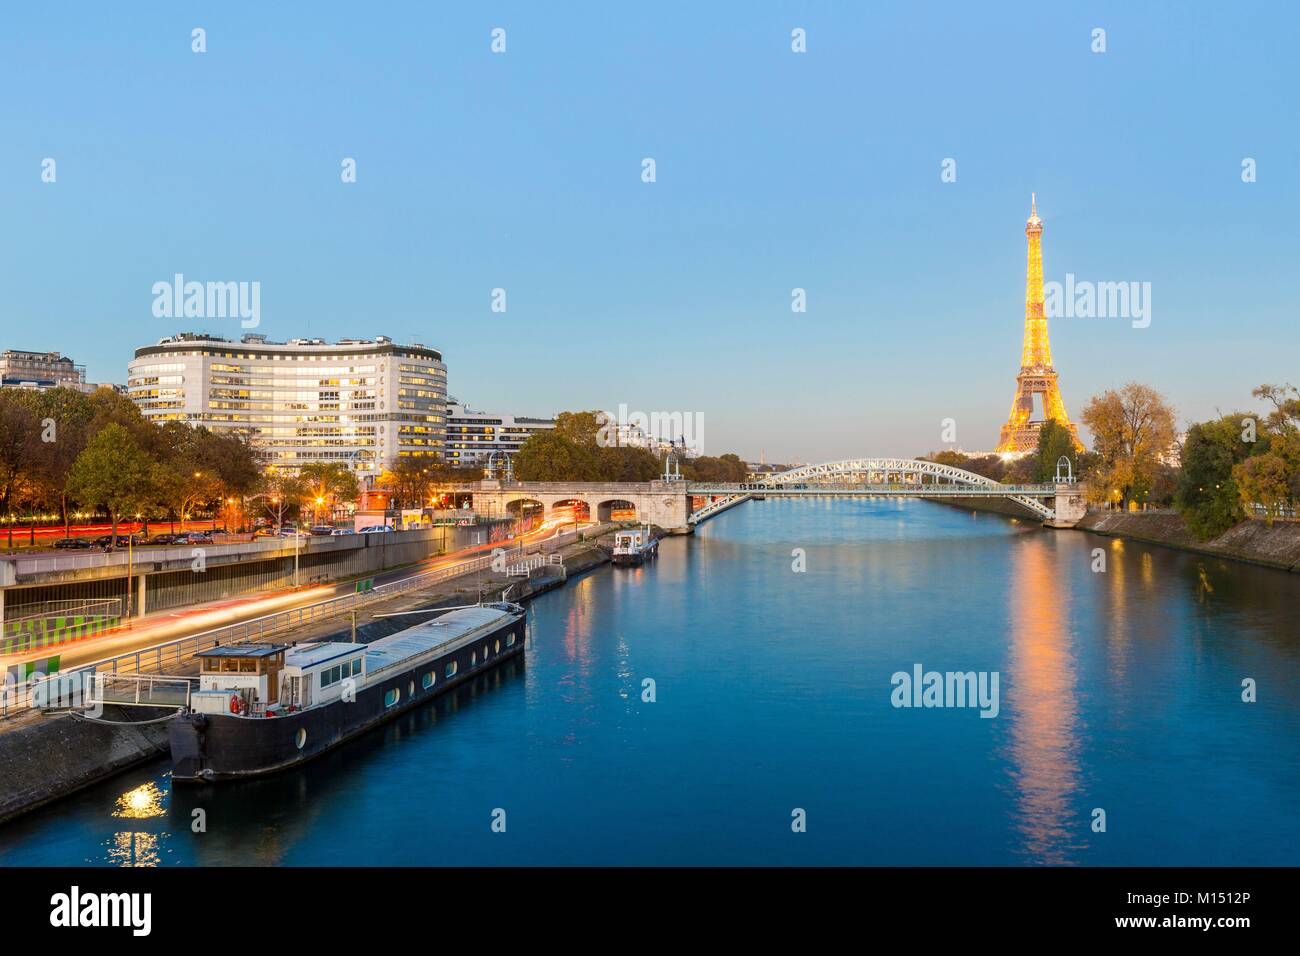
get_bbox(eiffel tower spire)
[995,196,1084,454]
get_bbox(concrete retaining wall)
[1077,511,1300,572]
[0,706,170,825]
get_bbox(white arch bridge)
[687,458,1085,527]
[458,459,1086,534]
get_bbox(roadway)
[4,517,587,672]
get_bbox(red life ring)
[229,694,241,714]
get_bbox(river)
[2,498,1297,865]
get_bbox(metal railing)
[687,481,1063,496]
[2,529,589,717]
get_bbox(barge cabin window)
[445,661,458,679]
[423,672,435,689]
[384,688,400,707]
[320,657,363,689]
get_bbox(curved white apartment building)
[127,332,446,476]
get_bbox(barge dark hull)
[169,615,524,782]
[612,542,658,567]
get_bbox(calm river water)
[2,499,1298,865]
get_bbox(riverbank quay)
[0,531,619,827]
[932,498,1300,572]
[1076,511,1300,572]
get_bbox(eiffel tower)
[995,195,1084,454]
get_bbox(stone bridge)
[457,460,1088,534]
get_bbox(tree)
[682,454,748,482]
[257,468,305,528]
[1080,383,1177,508]
[65,424,153,547]
[1233,453,1291,523]
[29,387,96,534]
[596,444,660,482]
[557,411,608,447]
[298,463,360,523]
[380,458,434,509]
[1032,419,1079,482]
[515,431,600,481]
[1174,417,1253,539]
[0,391,42,524]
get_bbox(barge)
[168,602,525,782]
[612,526,659,567]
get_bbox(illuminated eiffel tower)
[995,195,1084,454]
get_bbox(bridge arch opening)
[550,499,591,523]
[504,498,545,533]
[595,499,637,523]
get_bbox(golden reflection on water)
[1006,536,1085,864]
[102,780,168,866]
[112,781,166,819]
[105,831,162,867]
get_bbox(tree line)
[924,381,1300,541]
[512,411,749,483]
[0,386,363,546]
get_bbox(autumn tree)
[380,458,435,509]
[0,390,42,520]
[1080,383,1177,508]
[298,463,360,523]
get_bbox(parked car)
[309,526,335,536]
[359,525,395,534]
[330,528,356,536]
[254,526,279,537]
[147,533,180,545]
[176,532,214,545]
[92,534,142,549]
[53,537,92,550]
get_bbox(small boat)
[612,526,659,567]
[168,602,525,782]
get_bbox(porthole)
[423,672,435,689]
[471,652,477,666]
[409,680,415,696]
[445,661,458,679]
[506,632,515,648]
[384,688,400,707]
[295,728,307,750]
[495,640,501,654]
[483,644,489,658]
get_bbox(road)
[5,519,588,672]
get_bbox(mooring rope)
[69,708,182,726]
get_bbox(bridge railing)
[687,482,1062,495]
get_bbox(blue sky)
[2,2,1296,462]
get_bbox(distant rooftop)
[136,332,441,360]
